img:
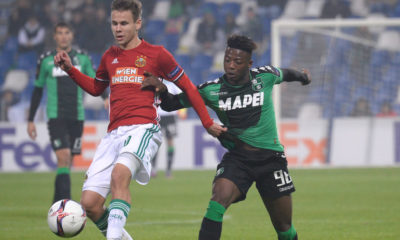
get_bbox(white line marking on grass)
[135,208,203,216]
[126,215,231,226]
[0,215,232,231]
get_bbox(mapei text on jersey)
[219,92,264,111]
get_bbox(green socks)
[204,200,226,222]
[277,225,297,240]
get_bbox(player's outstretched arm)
[54,51,107,96]
[141,72,227,137]
[141,72,185,112]
[282,68,311,85]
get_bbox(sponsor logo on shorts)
[279,184,294,192]
[124,136,132,146]
[53,139,61,148]
[216,167,224,176]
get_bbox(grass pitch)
[0,167,399,240]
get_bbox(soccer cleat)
[121,228,133,240]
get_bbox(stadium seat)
[350,0,370,17]
[185,68,203,86]
[2,69,29,93]
[164,33,180,54]
[390,4,400,17]
[370,50,390,67]
[89,52,102,69]
[377,31,400,51]
[3,36,18,54]
[151,0,171,20]
[177,17,202,54]
[191,54,213,71]
[197,2,219,17]
[205,71,224,81]
[220,2,241,17]
[143,19,166,43]
[175,54,192,70]
[281,0,307,19]
[210,51,224,72]
[255,49,271,67]
[304,0,326,18]
[16,51,37,74]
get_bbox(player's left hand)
[54,51,73,72]
[302,69,311,85]
[141,72,167,93]
[206,122,227,137]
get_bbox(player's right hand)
[27,121,37,140]
[54,51,73,72]
[302,69,311,85]
[206,122,227,137]
[141,72,167,93]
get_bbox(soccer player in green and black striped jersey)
[142,35,311,240]
[27,22,97,203]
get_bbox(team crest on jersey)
[135,55,147,67]
[251,77,265,91]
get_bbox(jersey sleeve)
[252,65,283,85]
[82,54,96,78]
[34,56,48,88]
[157,47,184,82]
[95,53,110,82]
[175,86,209,108]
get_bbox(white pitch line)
[0,215,231,231]
[126,215,231,226]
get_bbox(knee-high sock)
[53,167,71,203]
[277,225,297,240]
[166,146,174,175]
[107,199,130,239]
[94,208,109,236]
[198,200,226,240]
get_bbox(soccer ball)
[47,199,87,238]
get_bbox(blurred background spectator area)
[0,0,399,121]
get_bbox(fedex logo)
[0,127,56,170]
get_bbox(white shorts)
[82,124,162,198]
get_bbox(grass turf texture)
[0,168,399,240]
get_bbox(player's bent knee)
[80,191,104,217]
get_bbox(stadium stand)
[0,0,399,121]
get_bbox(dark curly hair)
[227,34,257,54]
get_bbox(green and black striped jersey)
[178,65,284,151]
[35,49,95,120]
